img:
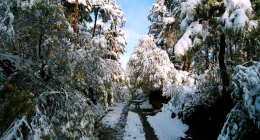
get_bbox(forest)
[0,0,260,139]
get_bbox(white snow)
[140,100,153,109]
[163,17,175,25]
[101,103,125,128]
[123,111,145,140]
[68,0,88,6]
[232,61,260,125]
[147,110,189,140]
[174,21,203,56]
[99,97,190,140]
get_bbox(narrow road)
[130,108,158,140]
[97,103,158,140]
[97,104,130,140]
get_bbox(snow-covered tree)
[0,1,14,53]
[219,61,260,139]
[174,0,258,93]
[0,0,127,138]
[91,0,126,61]
[148,0,182,66]
[126,35,175,94]
[126,35,195,97]
[64,0,127,61]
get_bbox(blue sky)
[117,0,155,69]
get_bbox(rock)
[171,112,176,118]
[180,136,193,140]
[0,59,17,75]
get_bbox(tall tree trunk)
[247,38,255,61]
[73,0,78,51]
[182,54,190,71]
[219,33,230,94]
[229,38,233,67]
[92,8,100,38]
[38,33,44,59]
[206,47,209,70]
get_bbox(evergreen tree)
[148,0,183,68]
[174,0,258,93]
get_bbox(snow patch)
[101,103,126,128]
[147,110,189,140]
[123,111,145,140]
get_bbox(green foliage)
[73,62,88,90]
[197,68,222,103]
[0,82,36,135]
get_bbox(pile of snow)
[174,21,203,56]
[220,0,253,32]
[123,111,145,140]
[140,100,153,109]
[147,110,189,140]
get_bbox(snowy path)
[123,111,145,140]
[129,107,158,140]
[98,101,188,140]
[98,102,159,140]
[97,103,131,140]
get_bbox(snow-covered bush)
[218,102,248,140]
[163,84,184,106]
[163,87,205,121]
[0,83,35,135]
[197,68,222,103]
[120,86,132,102]
[1,89,95,139]
[232,61,260,124]
[218,61,260,139]
[71,46,126,109]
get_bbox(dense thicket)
[0,0,126,138]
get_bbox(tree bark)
[73,0,78,51]
[219,33,230,94]
[92,7,100,38]
[205,47,209,70]
[247,38,255,61]
[182,54,190,71]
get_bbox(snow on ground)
[140,100,153,109]
[147,110,189,140]
[101,103,126,128]
[129,100,153,110]
[123,111,146,140]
